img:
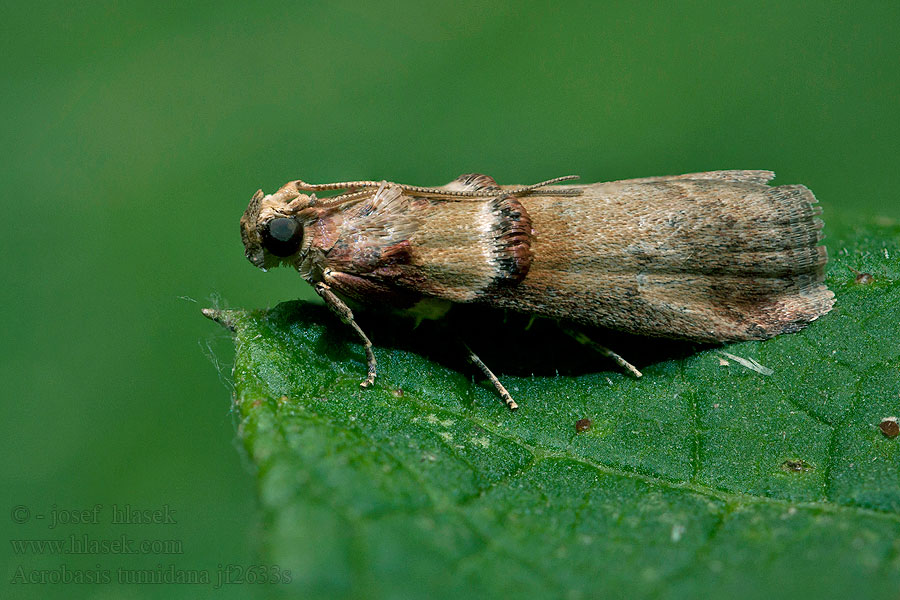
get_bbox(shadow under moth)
[228,170,834,410]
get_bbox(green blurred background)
[2,1,898,598]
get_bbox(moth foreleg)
[463,342,518,411]
[563,328,643,378]
[314,282,377,388]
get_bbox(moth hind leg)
[563,328,643,378]
[463,342,518,410]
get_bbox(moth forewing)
[237,171,834,410]
[484,173,833,342]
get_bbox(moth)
[239,171,834,409]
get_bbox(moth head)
[240,183,314,271]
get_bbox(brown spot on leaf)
[781,459,813,473]
[848,266,874,284]
[575,418,592,433]
[879,417,899,439]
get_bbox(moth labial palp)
[236,170,835,411]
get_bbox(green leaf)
[207,222,900,600]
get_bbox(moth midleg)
[463,342,518,411]
[314,282,377,388]
[562,328,643,378]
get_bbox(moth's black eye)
[262,217,303,257]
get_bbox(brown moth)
[238,171,834,410]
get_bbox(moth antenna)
[400,175,582,199]
[318,189,378,207]
[293,175,581,202]
[293,179,383,192]
[504,175,581,196]
[529,187,582,197]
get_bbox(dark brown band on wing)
[488,195,533,288]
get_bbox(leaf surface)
[209,223,900,599]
